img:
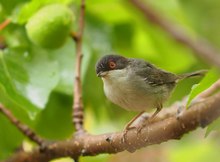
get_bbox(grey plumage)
[96,54,207,112]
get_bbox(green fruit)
[26,4,74,49]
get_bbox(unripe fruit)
[26,4,73,49]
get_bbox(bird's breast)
[102,69,158,111]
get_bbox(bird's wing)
[131,59,178,86]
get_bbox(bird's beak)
[97,71,108,77]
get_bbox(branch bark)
[128,0,220,69]
[72,0,86,133]
[5,91,220,162]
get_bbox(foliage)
[187,68,220,107]
[26,4,74,49]
[0,0,220,161]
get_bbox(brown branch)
[128,0,220,69]
[72,0,86,133]
[5,91,220,162]
[0,104,44,147]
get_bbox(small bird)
[96,54,206,139]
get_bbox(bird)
[95,54,207,140]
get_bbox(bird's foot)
[121,125,136,143]
[121,120,149,143]
[176,103,184,120]
[136,115,156,135]
[136,124,145,134]
[121,111,146,143]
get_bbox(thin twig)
[0,104,44,147]
[0,19,10,49]
[72,0,86,133]
[0,19,11,31]
[129,0,220,69]
[6,91,220,162]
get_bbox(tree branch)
[128,0,220,69]
[5,91,220,162]
[72,0,86,133]
[0,104,44,147]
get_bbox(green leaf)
[34,92,73,139]
[87,1,131,24]
[206,118,220,137]
[0,47,60,117]
[2,24,30,49]
[50,38,75,95]
[0,0,28,15]
[0,78,33,160]
[186,68,220,107]
[0,113,24,160]
[112,22,135,50]
[22,49,59,109]
[0,50,38,117]
[17,0,74,24]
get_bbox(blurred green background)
[0,0,220,161]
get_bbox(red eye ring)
[109,61,116,69]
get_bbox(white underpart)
[101,68,168,112]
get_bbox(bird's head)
[95,54,129,77]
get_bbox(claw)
[121,108,162,143]
[121,130,127,143]
[120,111,145,143]
[176,103,184,120]
[121,126,136,143]
[121,123,147,143]
[136,125,144,134]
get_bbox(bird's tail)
[178,70,208,80]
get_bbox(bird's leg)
[137,104,162,133]
[150,106,162,120]
[122,111,145,143]
[176,102,184,120]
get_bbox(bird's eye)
[109,61,116,69]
